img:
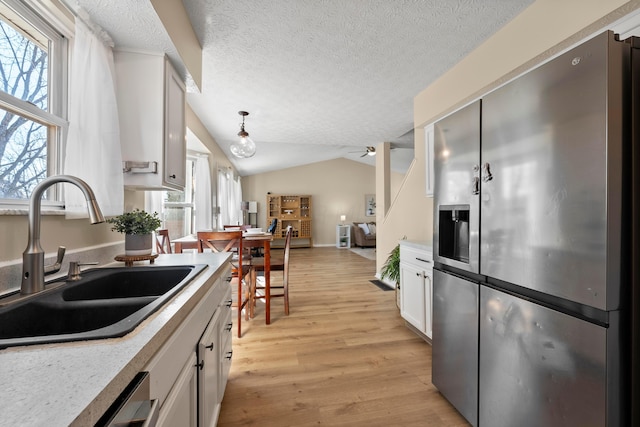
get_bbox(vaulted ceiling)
[74,0,534,175]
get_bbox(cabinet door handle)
[205,343,214,351]
[225,299,233,308]
[415,257,431,264]
[225,323,233,332]
[195,360,204,370]
[225,351,233,360]
[169,174,176,179]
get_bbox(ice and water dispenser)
[437,205,470,264]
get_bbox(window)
[0,0,67,203]
[162,156,196,239]
[217,167,242,228]
[146,152,213,240]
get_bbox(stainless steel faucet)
[21,175,105,295]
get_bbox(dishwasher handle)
[143,399,159,427]
[97,372,159,427]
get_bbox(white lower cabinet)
[218,286,233,399]
[199,309,221,427]
[198,284,232,427]
[401,261,428,332]
[156,352,198,427]
[145,265,232,426]
[399,242,433,339]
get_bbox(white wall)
[242,157,404,246]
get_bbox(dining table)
[173,231,275,324]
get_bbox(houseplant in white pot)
[107,209,162,255]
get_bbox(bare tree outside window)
[0,17,49,199]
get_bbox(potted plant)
[381,243,401,308]
[107,209,162,256]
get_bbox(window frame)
[0,0,69,207]
[161,154,197,238]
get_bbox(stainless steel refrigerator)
[432,30,639,427]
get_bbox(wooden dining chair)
[197,231,252,337]
[250,225,292,318]
[223,224,258,257]
[155,229,172,254]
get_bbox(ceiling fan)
[349,144,412,158]
[349,146,377,157]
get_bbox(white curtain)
[217,168,230,228]
[232,175,243,225]
[64,11,123,218]
[194,155,212,230]
[145,191,164,248]
[217,168,243,228]
[145,191,163,220]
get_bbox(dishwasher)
[95,371,159,426]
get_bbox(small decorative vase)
[125,233,153,256]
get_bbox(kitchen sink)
[0,264,207,349]
[62,266,196,300]
[0,298,154,339]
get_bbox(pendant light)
[230,111,256,158]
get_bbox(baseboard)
[404,321,432,345]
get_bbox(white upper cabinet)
[425,123,434,197]
[115,50,186,190]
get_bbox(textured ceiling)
[74,0,533,176]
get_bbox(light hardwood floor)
[218,247,469,426]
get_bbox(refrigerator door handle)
[482,162,493,182]
[472,165,480,195]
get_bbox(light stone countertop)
[399,239,433,254]
[0,252,230,427]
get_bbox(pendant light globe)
[230,135,256,158]
[231,111,256,158]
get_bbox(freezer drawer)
[479,285,616,427]
[432,269,479,426]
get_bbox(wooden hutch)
[266,194,312,248]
